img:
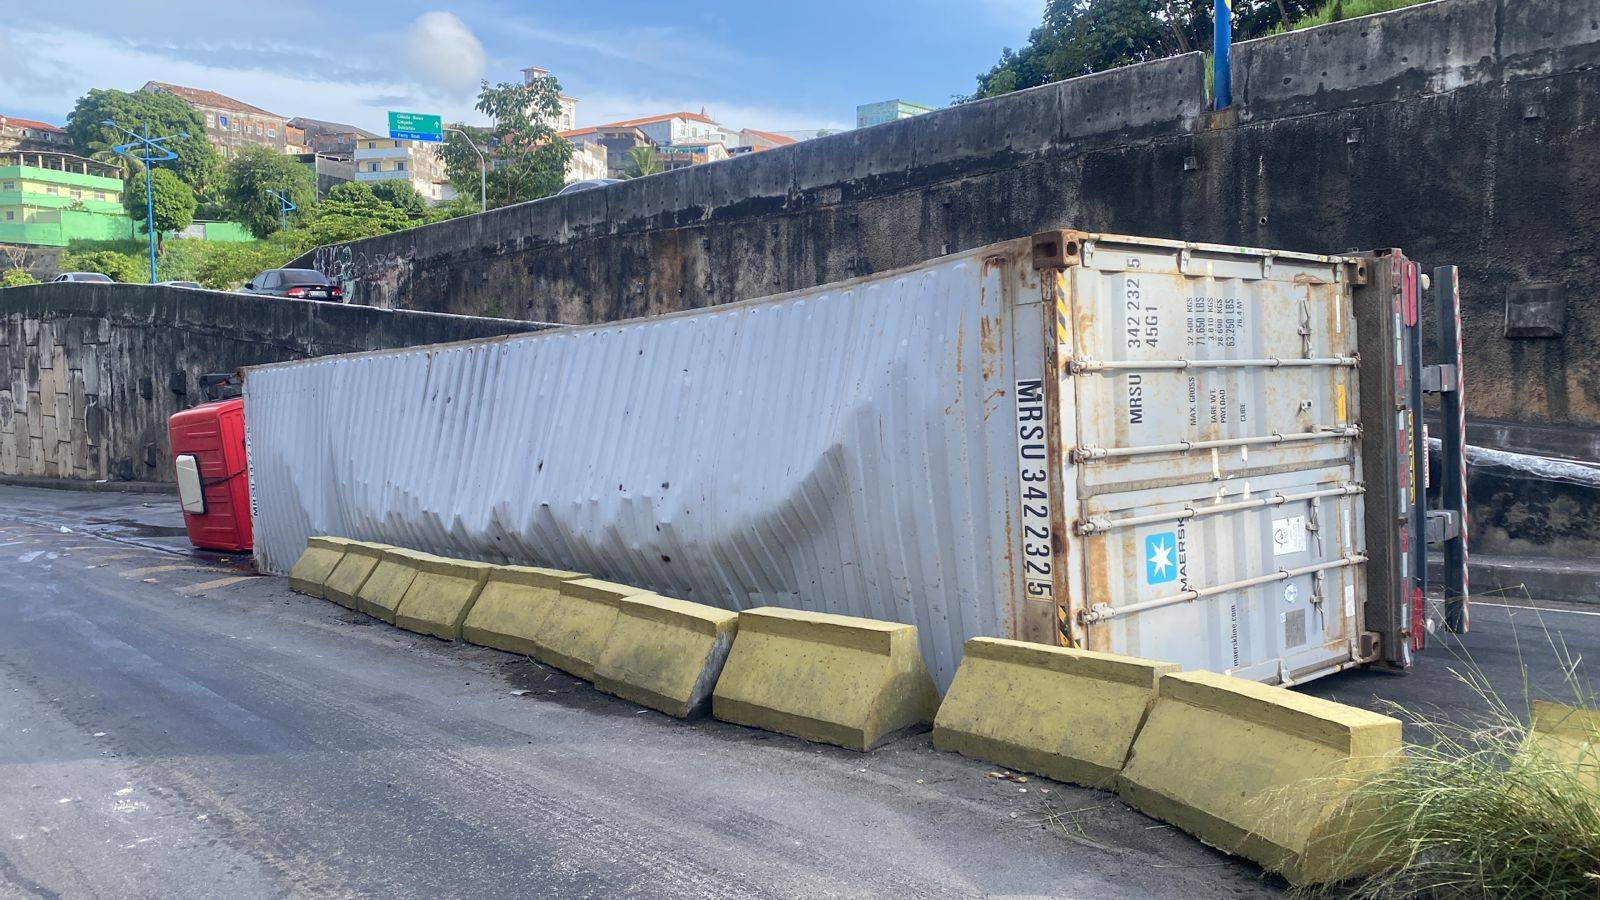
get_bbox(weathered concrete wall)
[295,0,1600,445]
[0,284,544,482]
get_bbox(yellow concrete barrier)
[460,565,586,657]
[353,548,428,624]
[532,577,652,681]
[393,555,496,641]
[711,607,939,751]
[593,595,739,718]
[321,540,394,609]
[1523,700,1600,788]
[933,637,1177,788]
[1116,670,1402,884]
[287,536,349,598]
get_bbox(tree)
[223,146,316,238]
[369,179,426,218]
[624,145,662,178]
[441,76,573,210]
[64,89,221,194]
[298,181,413,245]
[967,0,1313,99]
[124,168,196,244]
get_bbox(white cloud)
[402,12,487,97]
[0,25,491,132]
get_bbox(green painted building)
[0,151,133,247]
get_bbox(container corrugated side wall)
[245,242,1038,688]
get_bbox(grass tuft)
[1290,593,1600,898]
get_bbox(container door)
[1046,232,1370,684]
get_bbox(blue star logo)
[1145,532,1177,584]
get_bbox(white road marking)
[121,564,221,579]
[1476,601,1600,618]
[176,576,254,596]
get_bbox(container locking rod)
[1072,426,1360,462]
[1083,554,1368,624]
[1075,484,1364,535]
[1068,356,1357,374]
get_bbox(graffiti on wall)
[310,244,413,307]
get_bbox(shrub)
[59,249,146,283]
[1,267,39,288]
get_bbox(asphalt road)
[0,485,1276,899]
[3,485,1593,898]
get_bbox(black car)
[242,268,343,301]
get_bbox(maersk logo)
[1145,532,1178,584]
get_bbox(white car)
[51,272,113,283]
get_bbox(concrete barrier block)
[533,577,652,681]
[321,540,395,609]
[353,548,427,624]
[711,607,939,751]
[460,565,586,656]
[393,554,496,641]
[287,536,349,598]
[1116,671,1402,885]
[933,638,1178,788]
[593,594,740,718]
[1523,700,1600,788]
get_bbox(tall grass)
[1294,598,1600,898]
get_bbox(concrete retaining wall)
[293,0,1600,439]
[0,283,544,482]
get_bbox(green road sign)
[387,111,443,143]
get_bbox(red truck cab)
[168,398,253,552]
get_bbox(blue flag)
[1214,0,1233,109]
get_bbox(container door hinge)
[1425,509,1461,545]
[1422,363,1459,394]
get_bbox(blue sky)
[2,1,1042,134]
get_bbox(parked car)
[241,268,343,301]
[157,280,203,289]
[51,272,113,283]
[556,178,622,196]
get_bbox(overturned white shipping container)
[245,231,1392,689]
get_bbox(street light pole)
[102,119,187,284]
[266,189,297,232]
[445,127,487,213]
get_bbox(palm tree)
[625,145,662,178]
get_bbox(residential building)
[141,82,287,158]
[559,125,653,178]
[0,116,73,153]
[0,151,130,247]
[353,137,453,204]
[732,128,797,153]
[856,99,936,128]
[565,142,609,182]
[283,123,310,155]
[655,140,728,171]
[521,66,579,132]
[295,152,355,199]
[288,117,378,156]
[593,112,731,149]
